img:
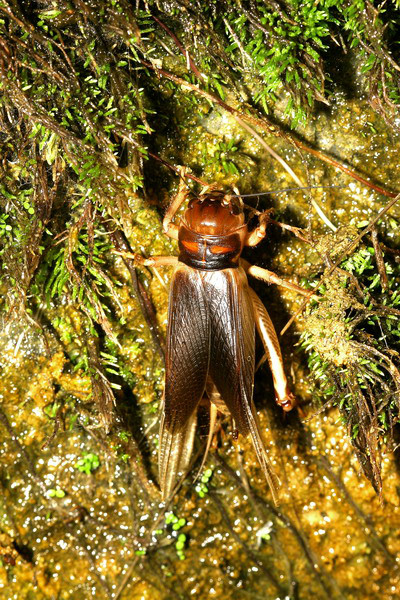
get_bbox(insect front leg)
[163,166,190,241]
[249,288,296,412]
[245,209,274,246]
[134,255,178,268]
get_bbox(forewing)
[207,268,279,503]
[206,268,255,434]
[158,409,197,500]
[159,264,210,498]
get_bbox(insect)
[136,169,312,503]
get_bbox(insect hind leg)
[249,288,296,412]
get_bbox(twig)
[292,138,398,199]
[147,150,207,186]
[152,15,205,81]
[371,227,389,292]
[87,336,115,433]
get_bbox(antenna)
[231,184,346,198]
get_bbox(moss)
[300,226,400,494]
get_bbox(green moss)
[300,227,400,494]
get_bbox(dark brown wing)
[207,267,279,503]
[159,264,210,498]
[206,267,255,433]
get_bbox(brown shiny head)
[183,191,245,235]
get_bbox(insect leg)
[163,166,190,240]
[245,209,274,246]
[134,255,178,267]
[266,219,311,244]
[194,379,230,482]
[242,260,313,297]
[249,288,296,412]
[193,396,218,484]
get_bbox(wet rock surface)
[1,3,400,598]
